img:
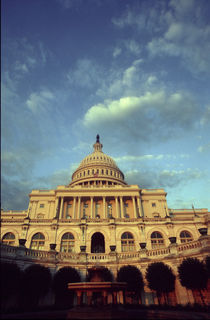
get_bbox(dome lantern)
[93,134,103,152]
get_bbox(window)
[92,169,94,174]
[2,232,15,246]
[124,202,129,217]
[40,204,44,208]
[151,231,164,248]
[152,203,156,207]
[180,231,193,243]
[95,202,100,216]
[88,170,90,175]
[60,232,75,253]
[102,169,104,174]
[30,233,45,250]
[121,232,135,252]
[107,202,112,217]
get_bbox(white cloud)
[125,167,203,189]
[82,90,199,143]
[112,0,210,74]
[67,59,103,89]
[113,47,122,58]
[201,106,210,125]
[26,90,55,113]
[197,143,210,153]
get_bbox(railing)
[177,239,202,252]
[147,247,171,257]
[25,248,52,259]
[117,251,141,259]
[1,237,209,264]
[87,253,111,262]
[57,252,80,261]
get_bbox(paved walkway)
[1,306,210,320]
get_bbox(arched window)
[2,232,15,246]
[30,232,45,250]
[180,230,193,243]
[60,232,75,253]
[121,232,135,252]
[91,232,105,253]
[151,231,164,248]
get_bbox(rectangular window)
[152,203,156,207]
[40,204,44,208]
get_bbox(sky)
[1,0,210,211]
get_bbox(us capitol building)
[1,135,209,305]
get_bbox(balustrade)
[1,237,208,265]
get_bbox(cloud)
[112,0,210,74]
[200,106,210,125]
[1,176,32,210]
[113,47,122,58]
[3,38,50,80]
[125,168,203,189]
[197,143,210,153]
[67,59,103,89]
[82,90,199,145]
[26,90,55,113]
[114,153,188,163]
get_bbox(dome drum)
[69,135,126,187]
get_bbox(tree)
[20,264,52,310]
[52,266,81,307]
[204,256,210,278]
[145,262,175,305]
[0,262,22,311]
[117,265,144,304]
[178,258,208,305]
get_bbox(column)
[120,197,124,218]
[115,197,120,218]
[54,197,59,218]
[90,197,93,218]
[73,197,76,219]
[103,196,106,218]
[137,196,143,217]
[48,201,52,219]
[77,197,81,219]
[59,197,64,220]
[132,196,138,218]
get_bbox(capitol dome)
[70,135,127,187]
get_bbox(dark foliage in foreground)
[178,258,208,305]
[20,264,52,309]
[146,262,176,305]
[52,266,81,307]
[117,265,144,293]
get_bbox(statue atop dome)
[94,134,103,152]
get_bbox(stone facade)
[1,136,210,305]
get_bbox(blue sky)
[2,0,210,210]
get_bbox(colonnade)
[53,195,144,220]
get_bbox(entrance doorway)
[91,232,105,253]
